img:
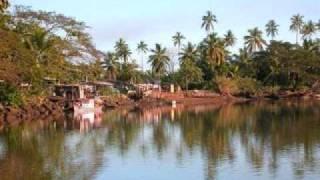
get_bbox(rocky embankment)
[0,100,65,127]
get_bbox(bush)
[0,83,23,106]
[236,77,261,97]
[214,76,238,95]
[98,87,120,97]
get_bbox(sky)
[10,0,320,67]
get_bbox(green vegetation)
[0,1,320,106]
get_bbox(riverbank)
[102,89,320,110]
[0,100,65,128]
[1,89,319,128]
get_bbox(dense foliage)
[0,1,319,105]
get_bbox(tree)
[114,38,131,65]
[224,30,236,47]
[202,33,226,67]
[265,20,279,40]
[244,27,267,54]
[179,42,198,63]
[102,52,119,80]
[172,32,185,51]
[0,0,9,13]
[149,44,170,79]
[23,27,55,67]
[179,59,203,90]
[172,32,185,72]
[178,42,202,90]
[201,10,217,34]
[118,62,140,83]
[137,41,148,72]
[12,6,102,60]
[317,20,320,31]
[290,14,304,44]
[302,20,316,40]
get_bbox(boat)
[51,84,102,111]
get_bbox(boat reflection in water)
[65,107,103,132]
[1,100,320,180]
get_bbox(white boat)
[52,84,102,111]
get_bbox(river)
[0,100,320,180]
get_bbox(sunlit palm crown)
[172,32,185,47]
[224,30,236,47]
[179,42,198,64]
[265,20,279,39]
[0,0,9,12]
[201,11,217,33]
[148,44,170,76]
[203,33,226,66]
[290,14,304,32]
[244,27,267,53]
[137,41,148,53]
[114,38,132,63]
[102,52,119,80]
[302,20,316,40]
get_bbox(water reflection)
[0,100,320,179]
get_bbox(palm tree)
[24,28,54,66]
[204,33,226,66]
[172,32,185,51]
[317,20,320,31]
[0,0,9,12]
[244,27,267,54]
[172,32,185,72]
[224,30,236,47]
[137,41,148,72]
[114,38,132,65]
[179,42,198,64]
[201,10,217,34]
[148,44,170,79]
[290,14,304,44]
[265,20,279,40]
[179,43,201,90]
[102,52,119,80]
[302,20,316,40]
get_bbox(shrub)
[0,83,23,106]
[98,87,120,97]
[214,76,238,95]
[236,77,261,97]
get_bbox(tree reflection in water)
[0,100,319,179]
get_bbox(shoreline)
[0,91,319,128]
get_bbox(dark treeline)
[0,1,320,105]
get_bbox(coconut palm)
[203,33,226,66]
[102,52,119,80]
[24,28,54,66]
[290,14,304,44]
[179,42,198,64]
[172,32,185,51]
[244,27,267,54]
[114,38,132,65]
[265,20,279,40]
[148,44,170,79]
[137,41,148,72]
[224,30,236,47]
[302,20,316,40]
[0,0,9,12]
[201,10,217,34]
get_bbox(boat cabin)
[53,84,94,101]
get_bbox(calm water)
[0,101,320,180]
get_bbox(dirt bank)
[102,89,320,111]
[0,100,65,128]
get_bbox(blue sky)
[10,0,320,62]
